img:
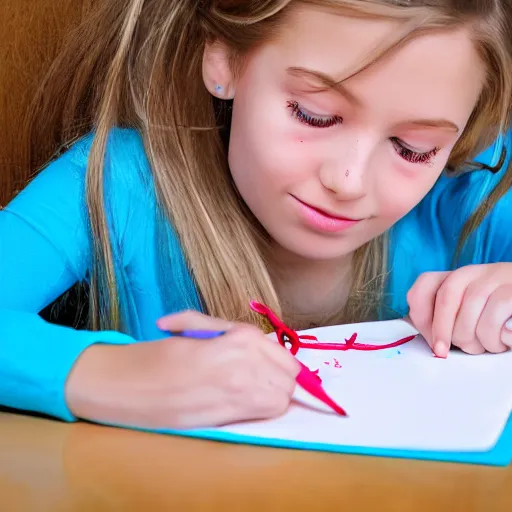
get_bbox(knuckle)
[408,307,426,328]
[463,282,486,304]
[452,334,475,349]
[435,282,455,307]
[407,275,430,306]
[407,272,445,316]
[495,284,512,303]
[249,390,272,414]
[244,378,291,418]
[271,394,291,417]
[459,335,477,347]
[407,303,427,329]
[479,284,512,327]
[474,327,504,356]
[454,342,484,355]
[232,324,262,341]
[489,307,508,328]
[490,263,508,280]
[406,288,417,309]
[487,343,508,355]
[458,264,477,277]
[414,272,433,286]
[230,326,266,352]
[466,346,485,355]
[259,392,289,418]
[458,264,485,281]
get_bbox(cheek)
[375,168,442,223]
[227,93,315,204]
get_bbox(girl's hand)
[66,310,300,429]
[407,263,512,357]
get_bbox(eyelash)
[287,100,343,128]
[288,100,440,165]
[390,137,440,165]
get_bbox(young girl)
[1,0,511,429]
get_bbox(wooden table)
[1,412,511,511]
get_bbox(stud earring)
[215,84,224,95]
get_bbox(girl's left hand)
[407,263,512,358]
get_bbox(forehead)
[264,5,486,126]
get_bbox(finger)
[407,272,450,349]
[261,337,301,376]
[259,367,295,418]
[451,280,490,354]
[156,309,233,332]
[476,284,512,353]
[248,386,293,420]
[234,353,295,420]
[263,360,297,397]
[231,324,301,376]
[452,339,486,356]
[503,317,512,349]
[266,390,294,419]
[431,271,472,358]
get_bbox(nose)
[318,139,368,200]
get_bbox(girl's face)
[221,7,485,261]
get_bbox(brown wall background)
[0,0,94,206]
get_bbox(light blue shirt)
[1,128,511,421]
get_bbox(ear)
[202,41,236,99]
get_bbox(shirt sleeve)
[0,135,135,422]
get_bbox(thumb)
[156,309,234,333]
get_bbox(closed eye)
[287,101,343,128]
[390,137,440,165]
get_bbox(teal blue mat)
[108,411,512,467]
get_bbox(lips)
[293,196,361,222]
[290,195,363,234]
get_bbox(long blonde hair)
[28,0,512,333]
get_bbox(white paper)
[214,319,512,452]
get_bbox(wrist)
[65,342,126,422]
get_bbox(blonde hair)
[28,0,512,333]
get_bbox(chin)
[272,233,359,262]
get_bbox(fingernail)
[505,318,512,331]
[433,341,448,359]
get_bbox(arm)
[0,137,134,421]
[0,130,300,429]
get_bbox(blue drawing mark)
[384,349,403,359]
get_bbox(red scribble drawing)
[333,358,342,368]
[250,301,416,357]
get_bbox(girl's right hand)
[65,310,300,429]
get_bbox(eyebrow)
[287,66,361,105]
[286,66,460,133]
[404,119,460,133]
